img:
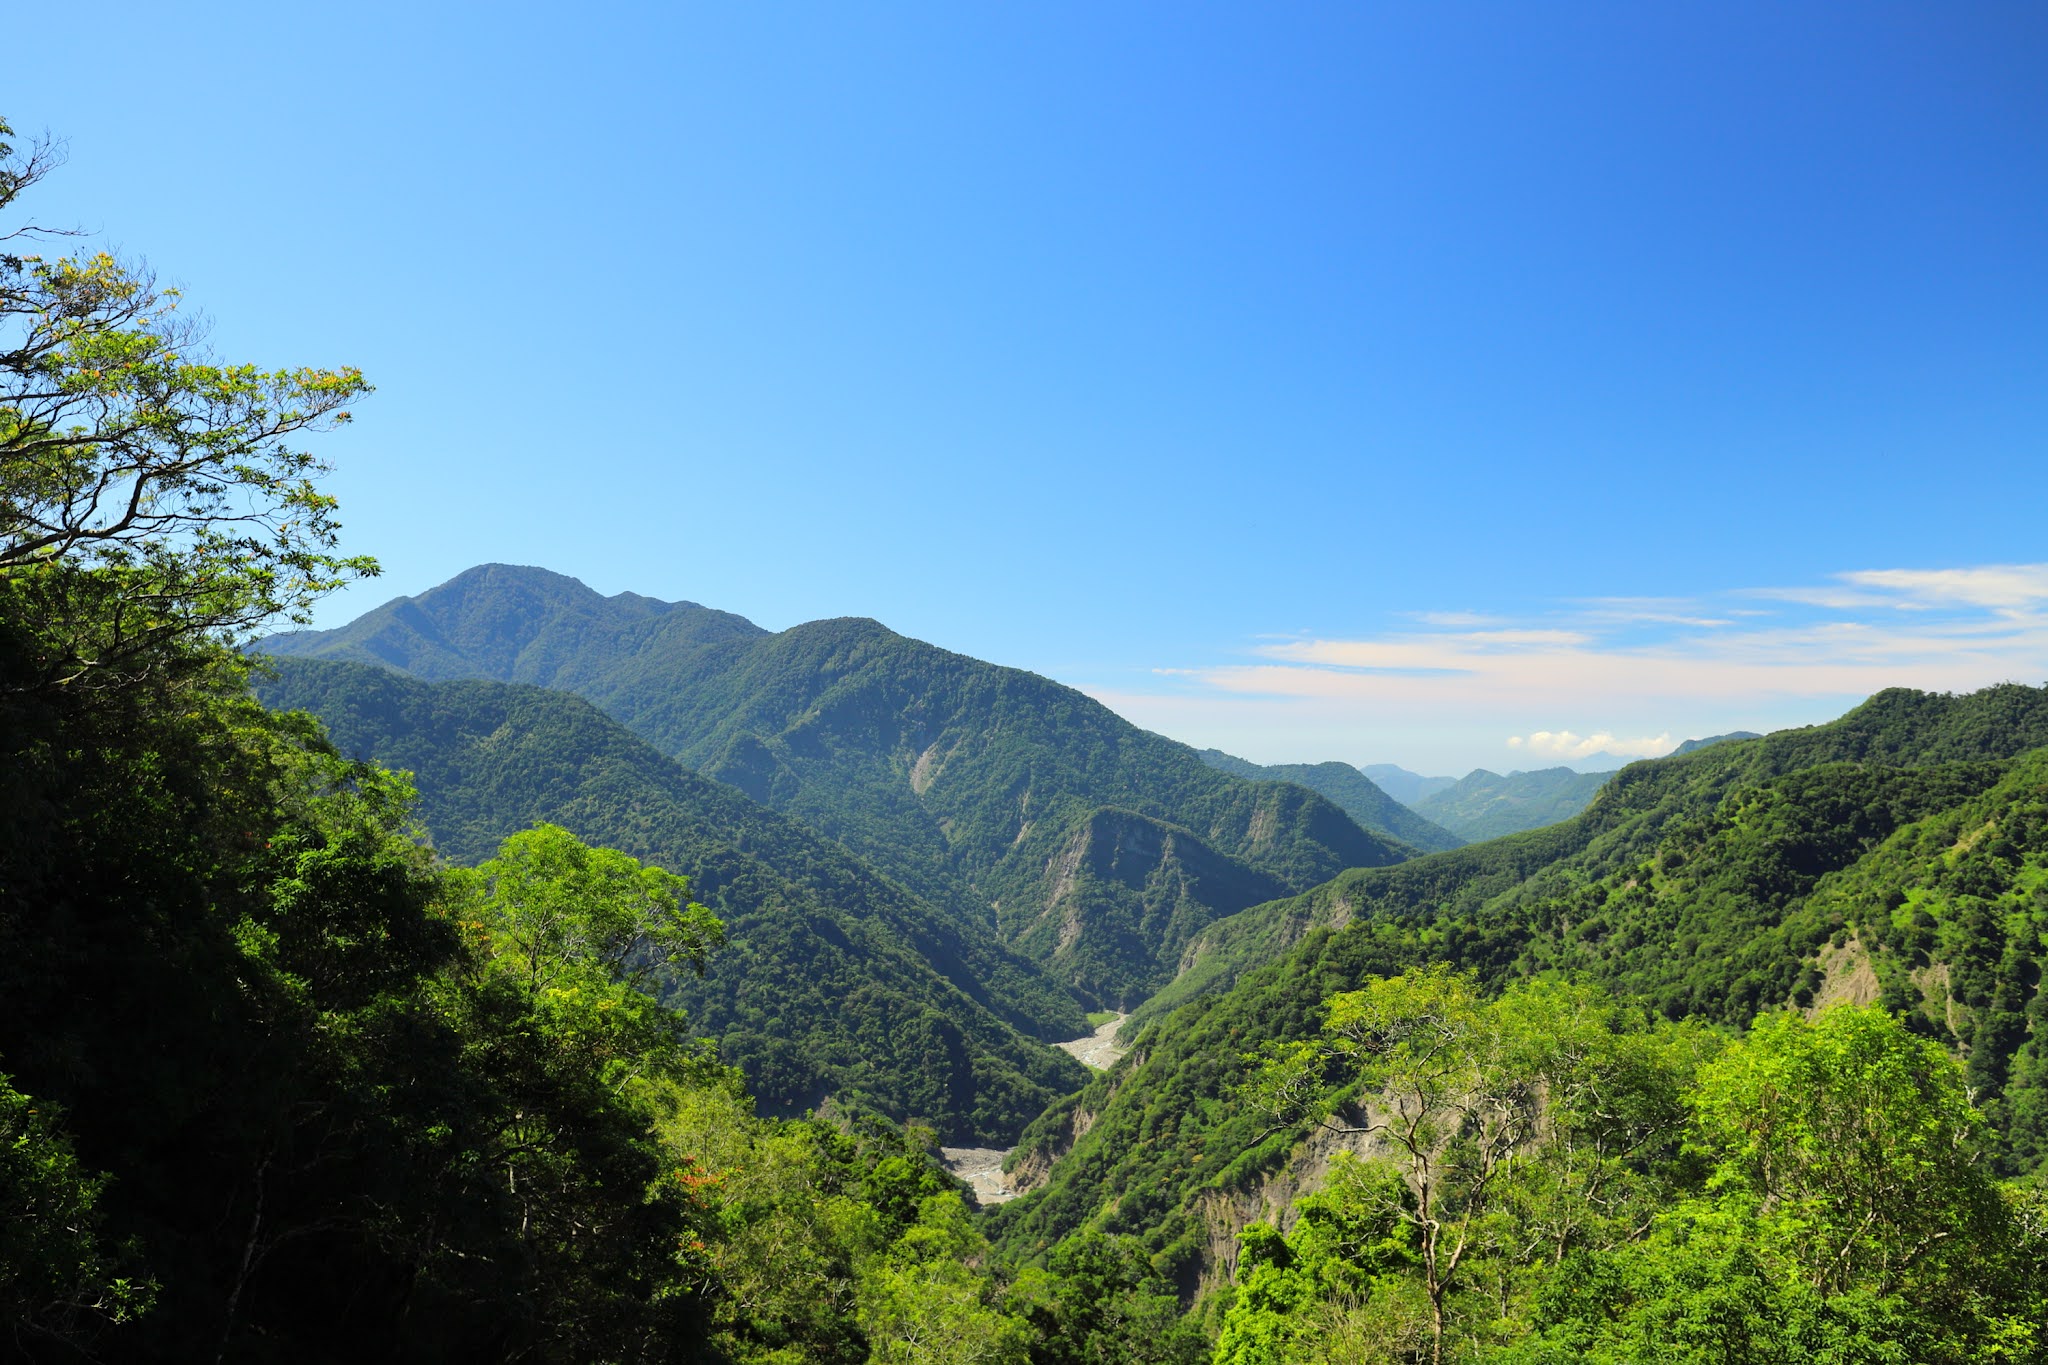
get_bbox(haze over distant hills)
[1194,750,1462,853]
[1267,759,1608,842]
[1409,765,1613,841]
[264,564,1416,1008]
[1565,750,1638,773]
[1359,763,1457,806]
[1353,732,1766,840]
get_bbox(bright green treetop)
[455,822,724,996]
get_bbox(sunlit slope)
[995,684,2048,1284]
[266,565,1416,1007]
[1196,750,1462,853]
[1411,764,1612,839]
[257,657,1090,1144]
[1135,684,2048,1029]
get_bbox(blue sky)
[13,3,2047,772]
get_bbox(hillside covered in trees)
[256,657,1091,1144]
[266,564,1418,1006]
[991,685,2048,1312]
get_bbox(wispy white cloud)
[1573,597,1735,628]
[1747,564,2048,616]
[1509,730,1675,759]
[1748,585,1925,611]
[1408,610,1511,628]
[1839,564,2048,613]
[1083,563,2048,772]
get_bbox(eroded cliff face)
[1002,1072,1397,1301]
[1010,807,1291,1008]
[1191,1121,1396,1299]
[1808,935,1881,1014]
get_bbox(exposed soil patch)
[1809,937,1880,1014]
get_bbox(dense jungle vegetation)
[1208,971,2048,1363]
[0,631,1188,1361]
[992,691,2048,1323]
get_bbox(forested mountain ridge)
[1409,763,1611,839]
[1195,750,1462,853]
[662,614,1410,1006]
[257,657,1090,1143]
[1674,728,1762,754]
[1134,685,2048,1029]
[995,683,2048,1295]
[266,565,1417,1006]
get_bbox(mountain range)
[1359,762,1456,806]
[265,566,1415,1010]
[261,565,2048,1304]
[991,684,2048,1286]
[1360,730,1762,838]
[1406,764,1613,840]
[254,658,1089,1143]
[1193,750,1462,853]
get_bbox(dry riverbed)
[1053,1012,1128,1071]
[939,1145,1019,1203]
[941,1013,1130,1202]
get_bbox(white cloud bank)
[1083,563,2048,773]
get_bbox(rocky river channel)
[941,1012,1129,1203]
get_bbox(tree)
[1241,972,1717,1364]
[1485,983,1718,1274]
[859,1193,1029,1365]
[1212,1160,1425,1365]
[455,822,725,996]
[1247,966,1533,1365]
[0,1076,153,1353]
[1008,1231,1208,1365]
[1507,1006,2048,1365]
[0,116,373,690]
[1689,1006,2013,1306]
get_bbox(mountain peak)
[421,563,696,616]
[261,563,765,686]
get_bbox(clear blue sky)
[15,3,2048,772]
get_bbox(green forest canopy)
[255,656,1090,1145]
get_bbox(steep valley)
[266,564,1416,1005]
[256,576,2048,1354]
[990,683,2048,1290]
